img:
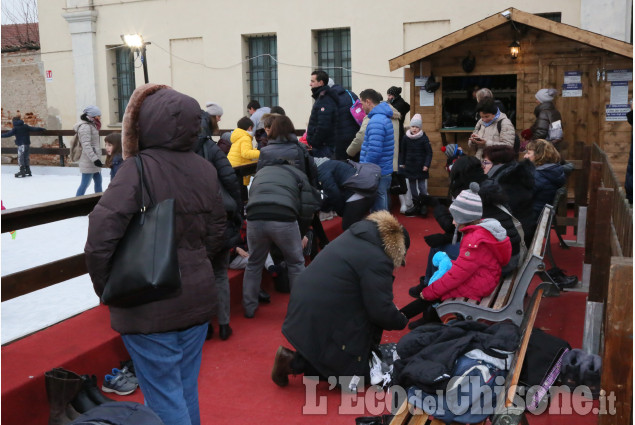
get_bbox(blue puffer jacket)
[1,118,45,146]
[532,163,565,220]
[360,102,394,175]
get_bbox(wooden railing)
[0,129,307,166]
[582,142,633,425]
[0,162,257,302]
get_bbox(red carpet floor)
[2,205,600,425]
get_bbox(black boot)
[419,203,428,217]
[45,368,83,425]
[81,374,114,405]
[14,166,26,178]
[404,197,421,217]
[408,276,427,298]
[271,345,295,387]
[24,166,32,176]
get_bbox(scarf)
[482,109,501,128]
[90,116,102,131]
[406,129,424,139]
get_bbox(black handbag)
[390,172,408,195]
[101,156,182,308]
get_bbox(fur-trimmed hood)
[365,210,408,268]
[122,83,201,159]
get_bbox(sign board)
[564,71,582,84]
[562,83,582,97]
[605,104,630,121]
[45,70,53,82]
[606,69,633,82]
[610,81,629,105]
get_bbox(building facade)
[26,0,634,134]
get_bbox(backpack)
[69,124,86,162]
[70,401,163,425]
[496,118,521,153]
[346,90,366,126]
[342,160,381,195]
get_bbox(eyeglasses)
[481,160,492,166]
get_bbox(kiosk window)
[442,75,517,128]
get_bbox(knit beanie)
[387,86,402,97]
[205,101,223,117]
[442,144,459,158]
[410,114,423,128]
[83,105,101,117]
[535,88,558,103]
[449,182,483,224]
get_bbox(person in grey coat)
[75,105,103,196]
[272,211,409,389]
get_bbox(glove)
[424,233,450,248]
[94,159,103,167]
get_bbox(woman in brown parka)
[85,84,226,425]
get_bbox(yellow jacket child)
[228,117,260,185]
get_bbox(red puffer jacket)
[421,219,511,301]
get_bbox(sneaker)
[102,372,138,395]
[319,211,334,221]
[112,366,138,386]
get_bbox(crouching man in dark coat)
[272,210,409,389]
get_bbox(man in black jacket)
[272,211,409,389]
[242,162,320,318]
[307,70,338,158]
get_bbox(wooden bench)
[389,282,550,425]
[434,204,557,326]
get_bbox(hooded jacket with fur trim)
[421,218,511,301]
[282,211,408,380]
[85,84,227,334]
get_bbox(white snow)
[1,165,109,344]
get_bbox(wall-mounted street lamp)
[121,34,150,84]
[509,40,520,60]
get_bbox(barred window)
[115,47,136,122]
[248,35,278,107]
[316,28,351,90]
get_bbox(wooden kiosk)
[389,8,633,197]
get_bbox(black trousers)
[400,298,438,320]
[342,196,375,230]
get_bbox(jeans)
[408,178,428,198]
[211,250,230,326]
[17,144,30,167]
[121,323,208,425]
[242,220,305,315]
[425,243,460,282]
[76,172,103,196]
[373,173,393,212]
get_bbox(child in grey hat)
[400,182,512,328]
